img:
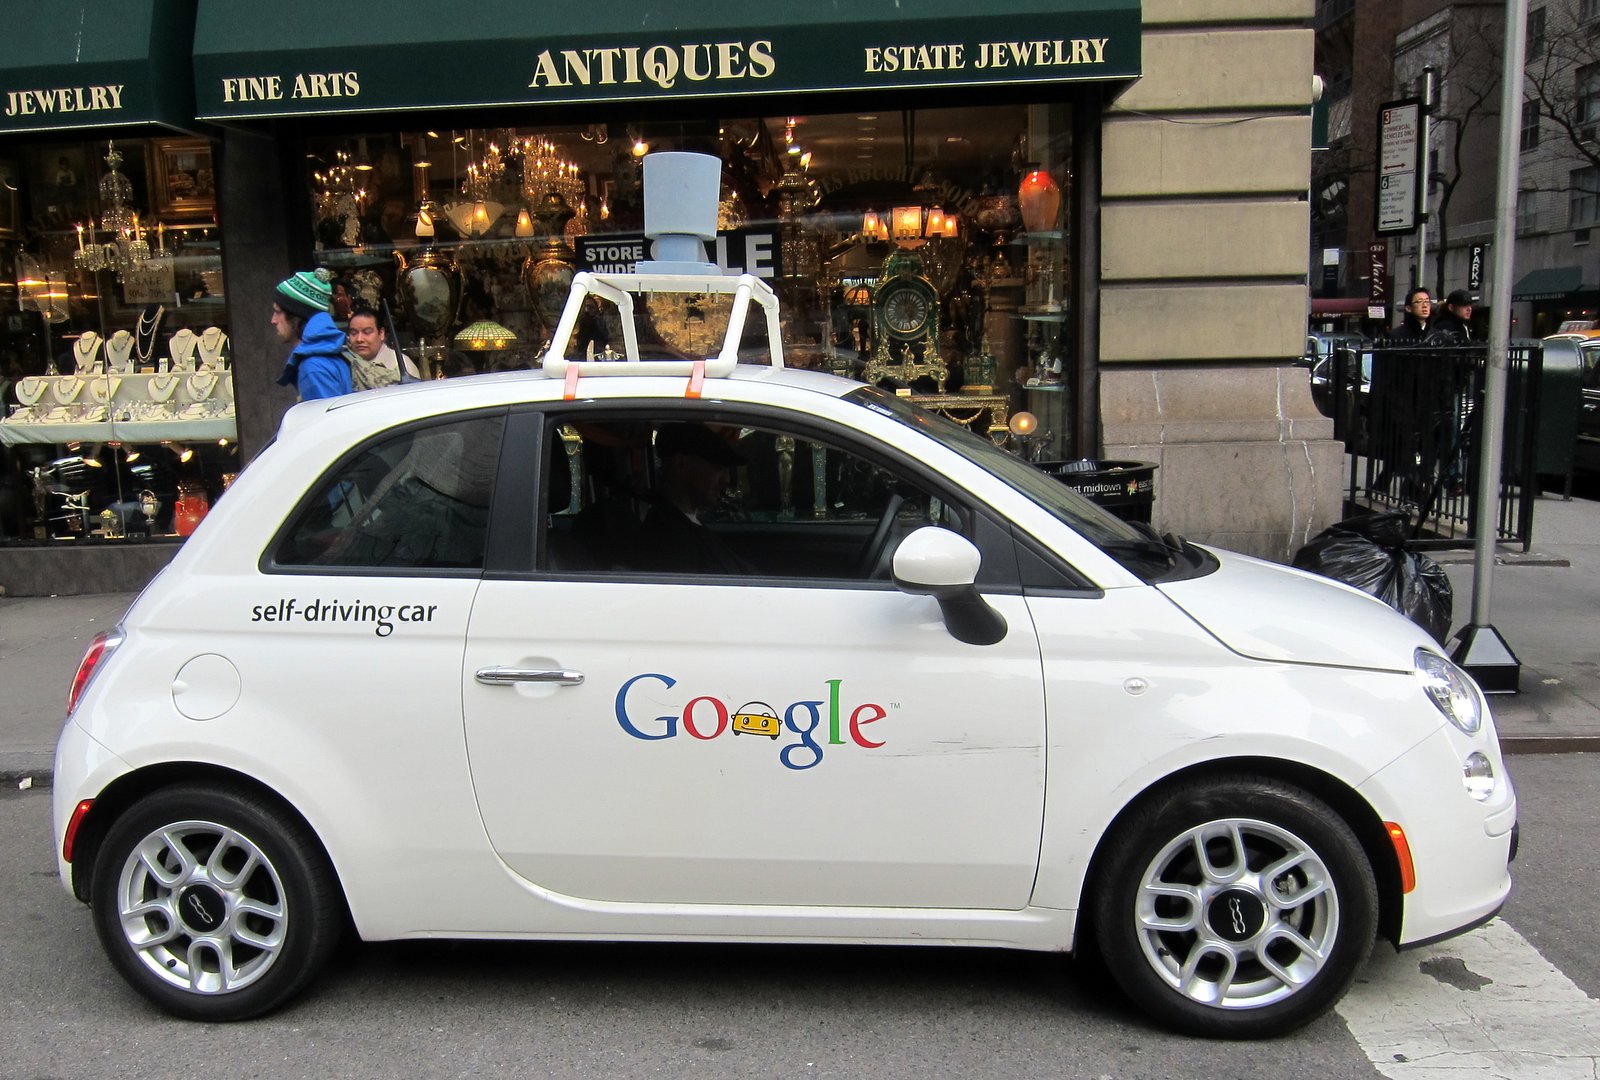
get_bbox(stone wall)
[1100,0,1344,560]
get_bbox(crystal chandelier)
[74,142,151,277]
[313,147,370,248]
[516,135,587,237]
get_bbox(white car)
[54,275,1514,1038]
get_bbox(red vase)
[174,484,209,537]
[1018,168,1062,235]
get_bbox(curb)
[1500,735,1600,755]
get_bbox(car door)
[461,406,1047,911]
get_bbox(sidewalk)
[2,493,1597,781]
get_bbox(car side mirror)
[891,527,1008,646]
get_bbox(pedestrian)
[345,303,420,390]
[1390,287,1433,341]
[272,269,352,401]
[1429,289,1476,343]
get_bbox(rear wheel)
[90,785,342,1020]
[1091,776,1377,1038]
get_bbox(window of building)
[1518,189,1540,232]
[1527,8,1546,61]
[300,102,1075,444]
[1580,63,1600,125]
[0,136,235,547]
[1522,100,1542,151]
[1570,166,1600,228]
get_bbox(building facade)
[0,0,1336,595]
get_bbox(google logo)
[614,673,889,771]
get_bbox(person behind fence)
[272,269,353,401]
[1429,289,1475,343]
[1390,287,1433,341]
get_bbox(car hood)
[1156,547,1431,671]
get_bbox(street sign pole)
[1452,0,1527,693]
[1417,67,1434,292]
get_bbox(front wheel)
[1091,776,1377,1038]
[89,785,342,1020]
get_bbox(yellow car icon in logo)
[731,702,781,739]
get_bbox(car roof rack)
[539,270,786,398]
[539,153,787,398]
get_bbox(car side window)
[541,416,961,581]
[275,414,505,571]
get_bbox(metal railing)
[1325,342,1543,550]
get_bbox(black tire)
[89,784,343,1021]
[1090,776,1377,1039]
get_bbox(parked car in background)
[1303,332,1369,369]
[1578,338,1600,473]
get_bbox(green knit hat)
[275,268,334,321]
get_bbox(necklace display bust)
[168,329,197,370]
[135,305,164,370]
[104,331,135,371]
[73,331,103,373]
[196,327,229,369]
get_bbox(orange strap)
[563,364,581,400]
[685,359,706,399]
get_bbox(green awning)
[0,0,197,135]
[1512,265,1586,301]
[193,0,1141,120]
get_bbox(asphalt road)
[2,754,1594,1079]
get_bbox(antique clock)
[868,250,944,390]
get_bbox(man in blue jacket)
[272,269,352,400]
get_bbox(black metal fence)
[1323,342,1543,550]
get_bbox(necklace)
[52,375,85,404]
[187,371,220,400]
[148,373,181,401]
[104,331,134,367]
[73,333,102,369]
[88,375,121,404]
[169,329,197,366]
[137,305,164,339]
[197,327,228,366]
[15,376,46,405]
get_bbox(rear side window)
[274,414,505,571]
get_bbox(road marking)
[1338,918,1600,1077]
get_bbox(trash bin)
[1035,459,1158,523]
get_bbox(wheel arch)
[1077,755,1404,949]
[67,761,352,926]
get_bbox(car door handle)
[474,667,586,686]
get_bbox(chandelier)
[74,142,151,277]
[517,135,587,237]
[313,147,370,248]
[440,131,508,239]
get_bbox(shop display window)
[302,103,1073,442]
[0,135,234,545]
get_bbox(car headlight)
[1415,648,1482,734]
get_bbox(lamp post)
[1450,0,1526,692]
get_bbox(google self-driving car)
[54,251,1513,1039]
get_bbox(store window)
[0,135,233,545]
[302,103,1073,440]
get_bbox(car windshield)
[843,386,1202,581]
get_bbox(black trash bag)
[1292,511,1453,643]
